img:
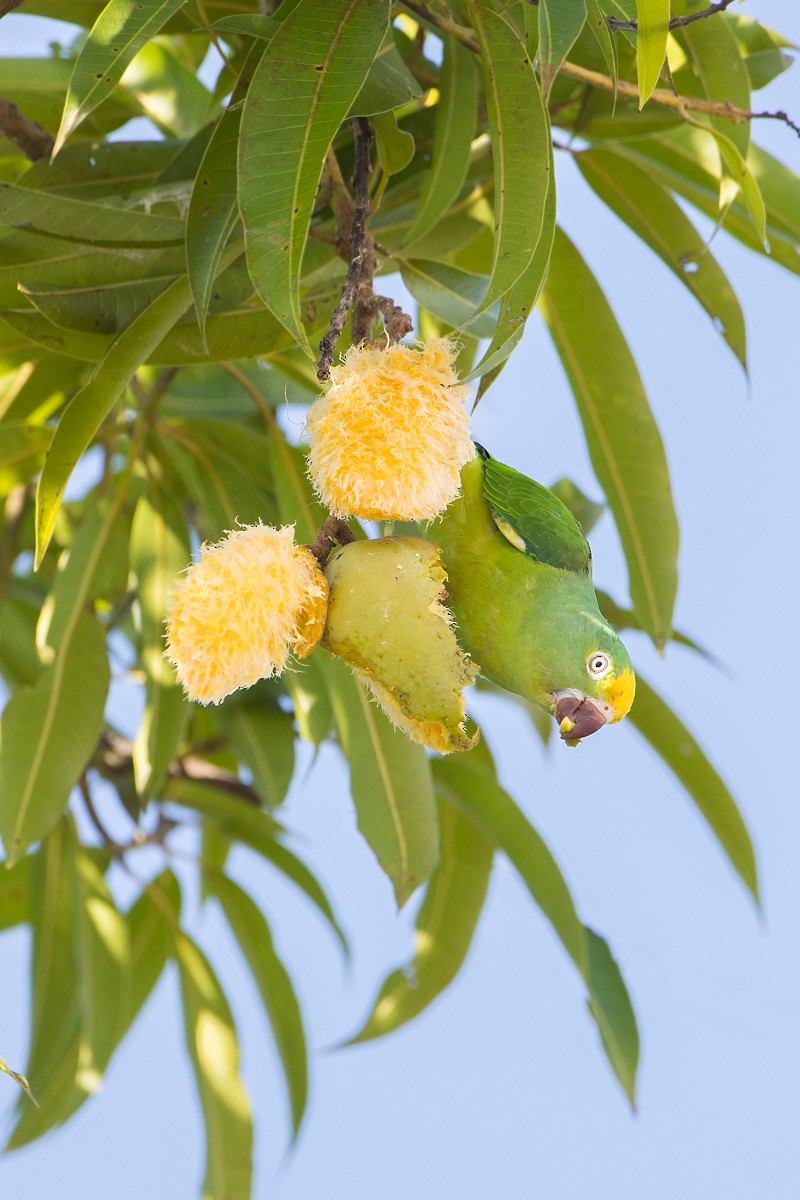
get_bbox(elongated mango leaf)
[165,779,348,952]
[0,615,109,866]
[404,37,477,247]
[218,704,295,810]
[211,874,308,1140]
[687,116,768,250]
[612,132,798,272]
[584,0,618,90]
[130,479,191,799]
[319,652,439,909]
[400,258,496,338]
[576,147,746,368]
[585,928,639,1106]
[174,931,253,1200]
[238,0,389,353]
[187,44,262,336]
[351,795,493,1041]
[72,844,128,1096]
[435,744,639,1102]
[6,822,80,1149]
[0,183,185,247]
[629,674,758,902]
[120,871,181,1042]
[119,39,213,140]
[54,0,190,155]
[538,0,585,102]
[434,745,586,974]
[465,2,549,320]
[680,12,751,160]
[635,0,669,107]
[285,654,334,746]
[541,228,679,651]
[471,146,556,392]
[34,246,237,565]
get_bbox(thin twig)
[0,1,24,17]
[0,96,54,161]
[608,0,737,32]
[316,118,376,382]
[79,775,125,857]
[97,730,266,808]
[401,0,800,138]
[306,515,356,568]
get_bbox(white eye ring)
[587,652,611,678]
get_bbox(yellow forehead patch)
[602,667,636,722]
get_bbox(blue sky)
[2,4,800,1198]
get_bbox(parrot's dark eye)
[587,652,611,678]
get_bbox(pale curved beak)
[554,693,609,743]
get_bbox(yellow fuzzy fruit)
[305,339,475,521]
[322,536,479,754]
[165,525,328,705]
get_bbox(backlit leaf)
[635,0,669,107]
[541,228,679,650]
[54,0,190,154]
[351,794,493,1040]
[629,674,758,902]
[538,0,585,102]
[238,0,389,352]
[0,183,185,247]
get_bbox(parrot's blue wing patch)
[477,445,592,575]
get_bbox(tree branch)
[306,515,356,568]
[0,96,54,161]
[607,0,737,32]
[317,118,376,382]
[400,0,800,139]
[0,1,25,17]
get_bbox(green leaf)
[404,37,477,247]
[218,704,295,810]
[349,32,423,117]
[120,871,181,1041]
[680,12,751,160]
[53,0,190,154]
[400,258,496,338]
[470,147,556,391]
[319,653,439,908]
[634,0,669,107]
[540,228,679,651]
[0,615,109,866]
[187,45,262,335]
[72,843,129,1095]
[210,874,308,1140]
[585,928,639,1106]
[729,15,793,91]
[118,39,214,140]
[351,794,493,1041]
[372,111,415,178]
[693,119,768,251]
[174,931,253,1200]
[19,136,186,199]
[0,854,31,931]
[165,780,348,952]
[0,1056,36,1107]
[584,0,619,91]
[0,183,185,247]
[435,745,639,1102]
[538,0,585,102]
[285,655,334,745]
[466,2,550,317]
[629,674,758,902]
[34,261,226,566]
[130,479,191,799]
[238,0,389,352]
[6,821,80,1149]
[434,746,586,973]
[576,147,747,368]
[0,423,51,497]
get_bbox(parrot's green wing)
[477,445,592,575]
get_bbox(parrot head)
[547,616,635,744]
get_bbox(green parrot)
[432,444,635,743]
